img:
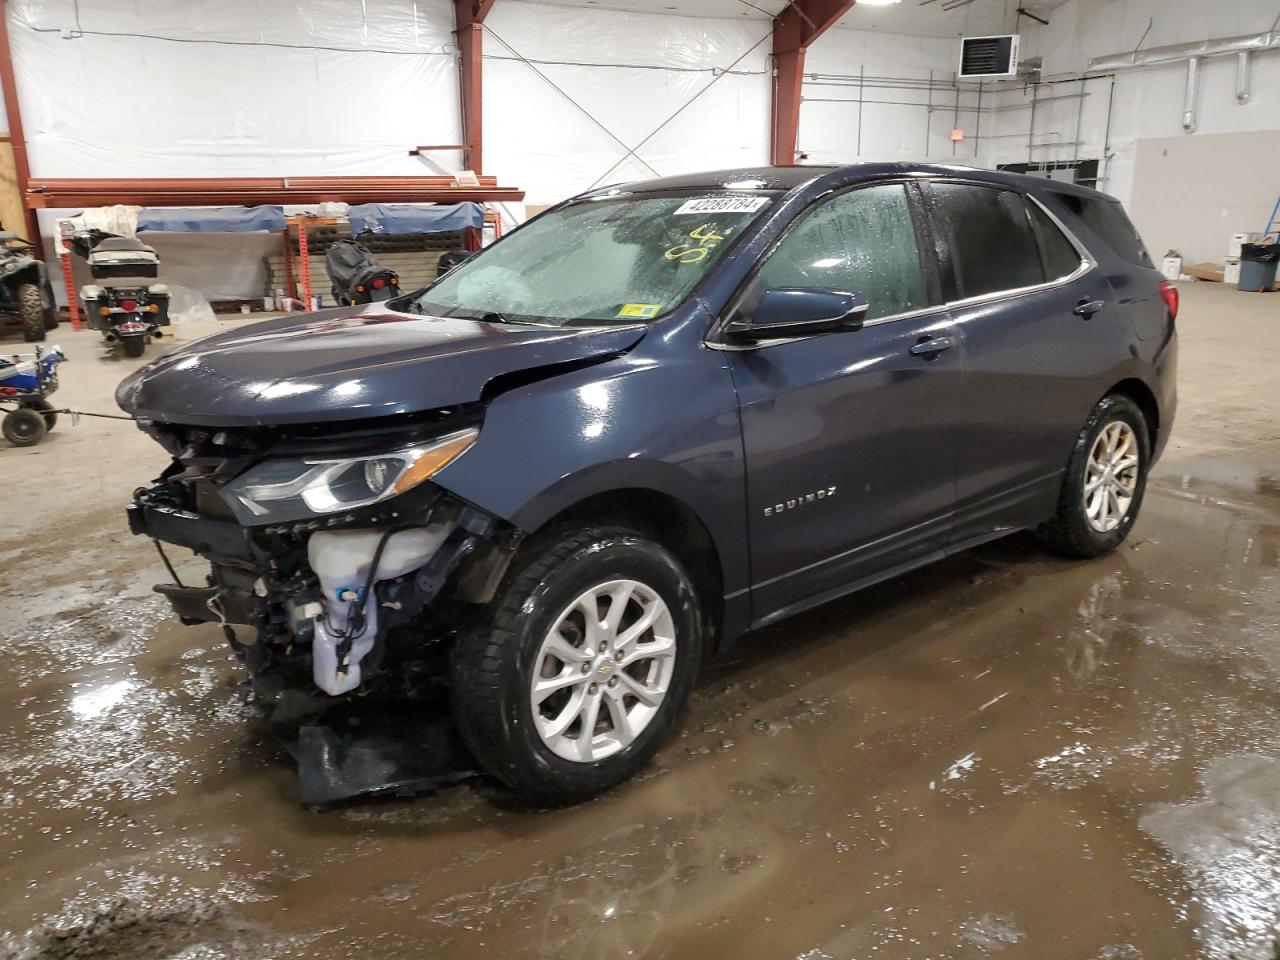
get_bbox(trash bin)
[1238,242,1279,292]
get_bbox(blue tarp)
[348,202,483,236]
[137,205,286,233]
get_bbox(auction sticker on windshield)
[674,196,770,216]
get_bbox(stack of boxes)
[1225,233,1251,287]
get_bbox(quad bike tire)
[122,335,146,358]
[3,407,47,446]
[18,283,45,342]
[29,397,57,431]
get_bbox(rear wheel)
[1037,394,1150,558]
[18,283,45,342]
[3,407,47,446]
[27,397,56,431]
[450,525,703,804]
[122,335,146,358]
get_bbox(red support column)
[454,0,495,175]
[58,250,79,331]
[771,0,853,166]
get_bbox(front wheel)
[1038,394,1150,558]
[121,334,146,358]
[450,525,703,804]
[18,283,45,342]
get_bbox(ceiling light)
[857,0,901,5]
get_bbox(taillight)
[1159,280,1178,320]
[372,277,385,288]
[121,298,138,312]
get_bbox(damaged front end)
[127,411,521,801]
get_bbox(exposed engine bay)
[126,410,522,802]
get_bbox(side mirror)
[723,288,869,344]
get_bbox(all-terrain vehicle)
[1,343,65,446]
[70,230,171,358]
[326,239,400,305]
[0,233,58,343]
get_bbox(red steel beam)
[24,176,524,210]
[454,0,495,175]
[771,0,853,166]
[0,0,41,243]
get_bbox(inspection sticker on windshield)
[617,303,661,319]
[674,196,770,216]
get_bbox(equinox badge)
[763,486,837,517]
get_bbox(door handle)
[909,335,955,357]
[1073,299,1105,318]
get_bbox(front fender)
[431,346,750,596]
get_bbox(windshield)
[411,192,775,326]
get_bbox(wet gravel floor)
[2,284,1279,959]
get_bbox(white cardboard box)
[1224,258,1242,285]
[1161,255,1183,281]
[1228,233,1255,258]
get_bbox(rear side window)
[1056,194,1150,266]
[754,183,928,320]
[1027,200,1084,281]
[926,183,1043,298]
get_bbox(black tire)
[1037,394,1150,559]
[4,407,47,447]
[27,397,56,431]
[122,335,146,358]
[450,525,704,804]
[18,283,45,342]
[43,310,58,330]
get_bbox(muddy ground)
[1,283,1278,959]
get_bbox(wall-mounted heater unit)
[958,35,1020,79]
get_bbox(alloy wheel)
[530,579,677,763]
[1083,420,1140,533]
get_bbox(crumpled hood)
[116,303,646,426]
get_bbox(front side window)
[412,192,774,326]
[926,183,1044,298]
[750,183,928,321]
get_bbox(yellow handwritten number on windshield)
[664,223,731,264]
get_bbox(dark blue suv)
[120,163,1177,802]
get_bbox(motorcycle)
[70,230,171,358]
[325,239,400,305]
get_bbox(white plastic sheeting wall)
[798,28,980,166]
[7,0,462,177]
[483,1,771,203]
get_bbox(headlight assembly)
[222,428,477,524]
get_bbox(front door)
[725,182,965,624]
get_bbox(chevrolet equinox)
[119,164,1178,803]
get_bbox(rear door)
[724,181,964,624]
[921,181,1115,543]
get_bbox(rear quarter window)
[1055,194,1150,267]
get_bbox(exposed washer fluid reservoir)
[307,525,453,695]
